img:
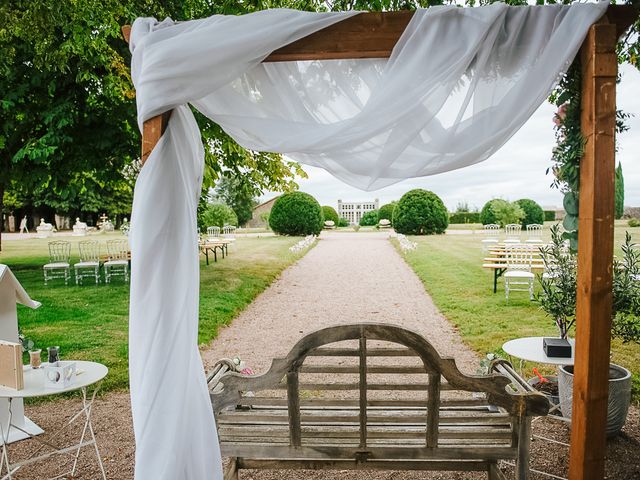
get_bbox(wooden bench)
[208,324,549,480]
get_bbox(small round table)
[0,361,108,480]
[502,336,574,434]
[502,336,575,366]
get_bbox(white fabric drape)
[128,3,607,479]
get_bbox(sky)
[260,64,640,212]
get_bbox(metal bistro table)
[502,337,576,480]
[0,361,108,480]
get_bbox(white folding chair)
[43,241,71,285]
[525,224,543,243]
[207,226,221,241]
[504,245,535,301]
[105,239,129,284]
[74,240,101,285]
[222,225,236,243]
[504,224,522,244]
[481,224,500,251]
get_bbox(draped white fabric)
[128,3,607,479]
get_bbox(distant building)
[338,199,379,225]
[246,196,280,228]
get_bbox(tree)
[480,199,502,225]
[615,163,624,220]
[214,176,258,226]
[321,206,339,224]
[359,210,379,226]
[514,198,544,227]
[198,203,238,231]
[490,199,525,227]
[378,202,397,224]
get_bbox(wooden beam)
[265,11,413,62]
[568,20,618,480]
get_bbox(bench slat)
[219,444,518,461]
[308,347,415,357]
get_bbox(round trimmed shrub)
[393,189,448,235]
[480,199,502,225]
[359,210,379,226]
[515,199,544,227]
[321,206,339,225]
[378,202,397,224]
[269,192,323,236]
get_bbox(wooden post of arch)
[569,19,618,480]
[123,7,638,478]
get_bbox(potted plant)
[537,225,640,436]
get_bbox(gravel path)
[201,231,478,375]
[8,231,639,479]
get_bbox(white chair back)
[223,225,236,238]
[504,224,522,242]
[207,226,221,240]
[107,239,129,261]
[483,224,500,239]
[506,246,533,271]
[78,240,100,263]
[48,241,71,263]
[526,224,543,242]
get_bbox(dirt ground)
[7,232,639,479]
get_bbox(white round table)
[502,336,575,366]
[0,361,108,480]
[0,361,108,399]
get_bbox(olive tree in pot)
[538,226,640,436]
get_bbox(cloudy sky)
[260,64,640,212]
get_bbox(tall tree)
[213,177,259,227]
[615,162,625,220]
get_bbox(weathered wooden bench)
[208,324,549,480]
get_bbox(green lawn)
[0,233,303,392]
[396,223,640,398]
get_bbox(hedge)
[449,212,480,224]
[544,210,556,221]
[269,192,323,236]
[393,189,448,235]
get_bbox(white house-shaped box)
[0,264,44,442]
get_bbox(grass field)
[0,233,302,392]
[396,222,640,398]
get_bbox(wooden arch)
[123,5,639,480]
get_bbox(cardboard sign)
[0,340,24,390]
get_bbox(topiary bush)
[269,192,323,236]
[515,199,544,227]
[378,202,397,224]
[321,206,339,225]
[480,199,502,225]
[360,209,379,226]
[393,189,448,235]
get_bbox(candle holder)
[47,346,60,364]
[29,349,42,369]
